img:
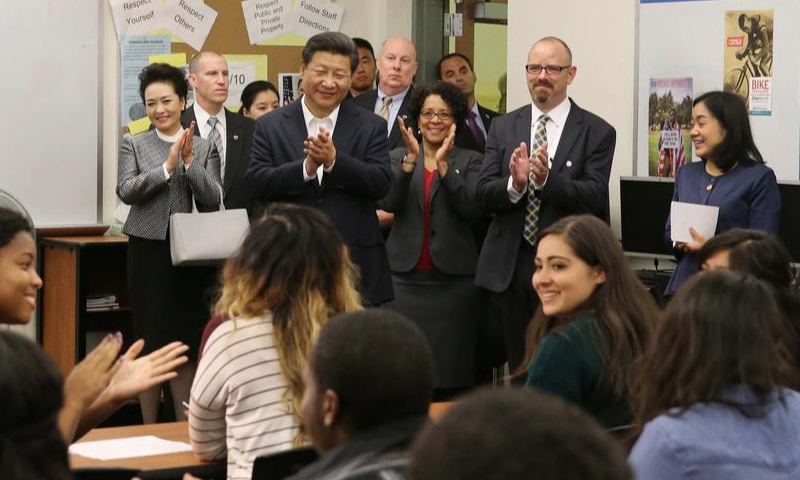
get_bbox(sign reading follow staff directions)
[109,0,166,39]
[163,0,218,51]
[292,0,344,38]
[241,0,294,44]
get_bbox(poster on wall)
[723,10,774,115]
[279,73,302,106]
[647,77,693,178]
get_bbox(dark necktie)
[467,110,486,149]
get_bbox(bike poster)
[648,77,693,178]
[724,9,774,115]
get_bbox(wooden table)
[70,403,454,473]
[70,421,216,473]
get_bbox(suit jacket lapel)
[552,100,583,172]
[181,108,200,134]
[322,102,360,193]
[413,154,426,210]
[508,106,532,176]
[428,149,458,202]
[223,110,243,194]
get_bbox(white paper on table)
[670,201,719,243]
[69,435,192,460]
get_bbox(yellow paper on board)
[149,53,187,67]
[224,54,269,80]
[128,117,152,135]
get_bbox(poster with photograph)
[279,73,302,105]
[648,77,693,178]
[723,10,774,114]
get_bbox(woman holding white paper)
[663,90,780,295]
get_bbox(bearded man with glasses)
[475,36,616,375]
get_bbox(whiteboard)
[0,0,100,225]
[636,0,800,181]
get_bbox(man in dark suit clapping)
[246,32,394,306]
[475,37,616,372]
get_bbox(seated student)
[629,270,800,480]
[286,308,434,480]
[0,331,71,480]
[0,207,189,443]
[516,215,659,428]
[189,204,362,480]
[407,389,632,480]
[698,228,800,382]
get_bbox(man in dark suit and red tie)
[436,53,498,154]
[182,52,255,212]
[475,37,616,372]
[246,32,394,306]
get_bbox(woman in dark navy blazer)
[664,91,780,295]
[378,82,485,392]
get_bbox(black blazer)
[349,86,416,150]
[475,99,616,293]
[182,107,255,212]
[454,103,498,153]
[378,147,484,275]
[245,100,394,305]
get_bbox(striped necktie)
[379,96,392,121]
[523,114,550,246]
[207,116,224,184]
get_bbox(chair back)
[251,446,319,480]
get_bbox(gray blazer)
[117,130,221,240]
[378,147,484,275]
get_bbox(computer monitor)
[619,177,675,257]
[778,181,800,262]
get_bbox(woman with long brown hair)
[518,215,658,428]
[629,270,800,480]
[188,203,362,480]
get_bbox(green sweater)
[524,314,631,429]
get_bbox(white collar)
[531,97,571,127]
[155,126,185,143]
[301,96,341,132]
[193,102,226,130]
[378,85,411,103]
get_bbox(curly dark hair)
[138,63,189,103]
[407,82,469,127]
[0,207,33,251]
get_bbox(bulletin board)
[635,0,800,181]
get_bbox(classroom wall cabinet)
[37,235,134,376]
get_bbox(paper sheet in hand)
[69,435,192,460]
[670,201,719,243]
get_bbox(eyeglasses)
[420,110,453,121]
[525,64,571,76]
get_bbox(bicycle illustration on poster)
[723,10,774,115]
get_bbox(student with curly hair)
[189,203,362,480]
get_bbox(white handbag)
[169,183,249,266]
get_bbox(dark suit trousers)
[486,240,539,375]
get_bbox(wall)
[507,0,637,235]
[100,0,413,223]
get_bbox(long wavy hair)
[214,204,362,443]
[516,215,659,399]
[631,271,793,432]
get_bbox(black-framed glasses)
[525,64,571,75]
[420,110,453,121]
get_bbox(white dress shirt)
[300,95,340,185]
[193,102,227,176]
[507,97,572,203]
[374,86,410,135]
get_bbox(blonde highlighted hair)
[214,204,362,444]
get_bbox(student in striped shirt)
[189,204,362,480]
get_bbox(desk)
[70,402,454,472]
[70,421,214,472]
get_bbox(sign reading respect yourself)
[109,0,165,39]
[164,0,218,51]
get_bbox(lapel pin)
[566,160,573,167]
[233,135,239,141]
